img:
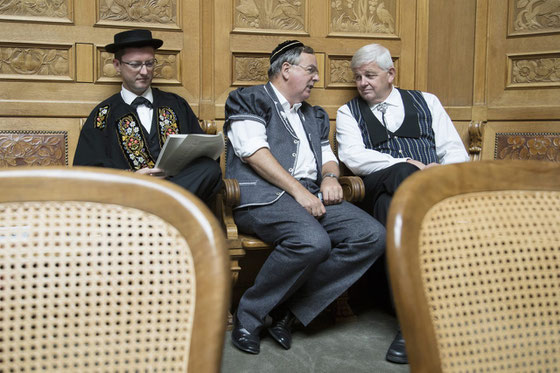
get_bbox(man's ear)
[113,58,121,74]
[281,61,291,80]
[387,67,396,84]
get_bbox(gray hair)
[268,46,314,79]
[350,44,394,71]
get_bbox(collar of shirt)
[121,86,153,106]
[370,86,400,111]
[270,83,302,114]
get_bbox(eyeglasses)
[120,59,158,70]
[292,64,319,76]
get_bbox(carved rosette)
[510,56,560,86]
[0,131,67,167]
[0,45,70,79]
[330,0,396,35]
[98,50,180,83]
[496,133,560,161]
[97,0,178,28]
[511,0,560,34]
[0,0,71,22]
[233,55,269,85]
[234,0,305,33]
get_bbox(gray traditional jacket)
[224,82,330,208]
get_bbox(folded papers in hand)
[155,133,224,176]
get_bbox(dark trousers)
[168,156,223,205]
[360,162,419,226]
[233,179,386,333]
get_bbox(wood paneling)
[0,0,558,168]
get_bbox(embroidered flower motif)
[158,107,179,147]
[117,114,154,170]
[95,105,109,129]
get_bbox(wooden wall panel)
[214,0,416,120]
[1,0,558,169]
[487,0,560,119]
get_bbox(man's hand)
[293,189,326,218]
[320,177,343,205]
[136,167,166,179]
[406,159,426,170]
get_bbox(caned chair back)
[0,167,230,372]
[387,160,560,372]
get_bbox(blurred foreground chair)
[0,167,230,372]
[387,160,560,372]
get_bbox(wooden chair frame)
[387,160,560,372]
[0,167,231,372]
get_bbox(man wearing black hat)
[224,40,385,354]
[74,29,222,205]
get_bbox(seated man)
[336,43,470,364]
[225,40,386,354]
[74,29,222,205]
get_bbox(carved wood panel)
[233,0,307,34]
[0,131,67,166]
[481,122,560,162]
[329,0,398,37]
[0,43,72,81]
[0,118,81,165]
[217,0,414,119]
[508,0,560,36]
[0,0,72,23]
[487,0,560,119]
[96,0,181,30]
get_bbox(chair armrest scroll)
[339,176,365,203]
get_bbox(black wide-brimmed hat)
[105,29,163,53]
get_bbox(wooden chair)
[0,167,230,372]
[386,160,560,372]
[214,120,366,322]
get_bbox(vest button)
[294,139,299,144]
[288,168,293,172]
[292,153,296,157]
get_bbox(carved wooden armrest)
[216,178,241,244]
[339,176,365,203]
[199,119,217,135]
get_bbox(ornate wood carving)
[0,44,71,80]
[97,0,179,29]
[468,121,484,161]
[329,58,355,86]
[0,131,68,167]
[233,0,306,34]
[232,54,269,85]
[509,54,560,87]
[495,132,560,161]
[510,0,560,35]
[97,50,181,84]
[329,0,397,36]
[0,0,71,23]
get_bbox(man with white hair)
[336,43,469,364]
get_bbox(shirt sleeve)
[422,92,470,164]
[227,119,269,159]
[335,104,407,175]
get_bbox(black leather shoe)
[268,310,296,350]
[231,317,260,354]
[386,330,408,364]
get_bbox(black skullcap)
[270,40,304,65]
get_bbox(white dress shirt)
[120,86,153,133]
[336,87,469,175]
[228,83,338,181]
